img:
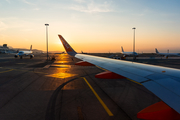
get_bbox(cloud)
[33,8,40,11]
[73,0,85,3]
[69,1,113,13]
[0,21,8,31]
[21,0,36,5]
[0,17,36,32]
[6,0,11,4]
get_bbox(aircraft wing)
[58,35,180,117]
[75,54,180,110]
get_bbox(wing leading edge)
[58,35,180,114]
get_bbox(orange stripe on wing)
[58,35,73,52]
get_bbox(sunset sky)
[0,0,180,53]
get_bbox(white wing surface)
[58,35,180,114]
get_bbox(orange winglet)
[137,101,180,120]
[58,35,74,52]
[75,61,95,66]
[95,71,126,79]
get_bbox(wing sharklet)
[58,35,77,56]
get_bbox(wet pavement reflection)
[50,64,71,68]
[46,68,77,78]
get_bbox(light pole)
[132,27,136,60]
[45,24,49,61]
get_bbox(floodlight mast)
[132,27,136,60]
[45,24,49,61]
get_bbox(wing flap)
[155,78,180,96]
[142,79,180,113]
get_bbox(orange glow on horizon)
[1,33,180,53]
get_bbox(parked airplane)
[155,48,180,58]
[14,45,34,59]
[121,46,138,57]
[59,35,180,120]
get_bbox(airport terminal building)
[0,44,17,53]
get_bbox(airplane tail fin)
[121,46,124,52]
[155,48,159,53]
[58,35,77,56]
[30,45,32,51]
